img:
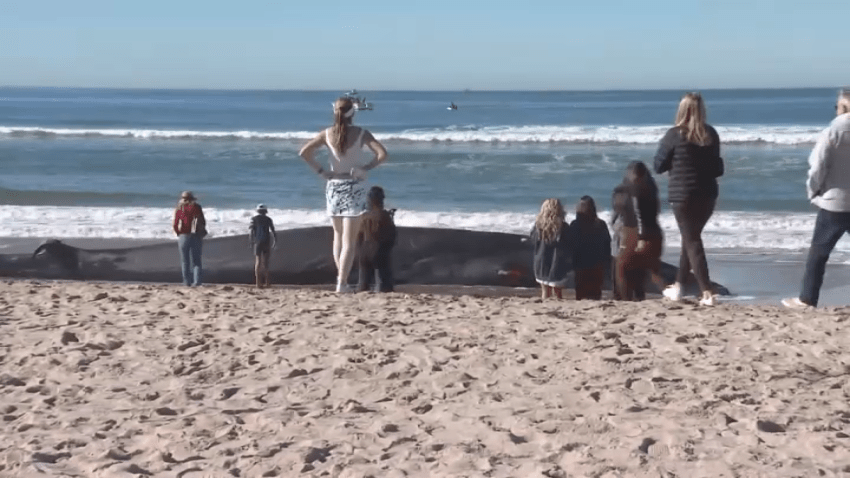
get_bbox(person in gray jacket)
[783,88,850,309]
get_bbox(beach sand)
[2,280,850,477]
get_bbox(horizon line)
[0,85,844,94]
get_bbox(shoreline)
[2,236,849,307]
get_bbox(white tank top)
[326,128,368,174]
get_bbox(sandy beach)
[2,280,850,477]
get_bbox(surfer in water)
[449,102,458,110]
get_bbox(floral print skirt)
[325,179,368,217]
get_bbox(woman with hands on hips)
[299,96,388,293]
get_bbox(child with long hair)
[529,198,573,299]
[570,196,611,300]
[356,186,397,292]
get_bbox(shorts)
[254,241,271,257]
[326,179,368,217]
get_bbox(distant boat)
[354,97,373,111]
[342,90,372,111]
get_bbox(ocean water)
[1,87,848,264]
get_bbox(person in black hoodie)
[613,161,667,301]
[570,196,611,300]
[654,92,724,306]
[356,186,397,292]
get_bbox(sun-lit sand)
[2,280,850,477]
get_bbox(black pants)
[671,199,715,293]
[357,242,394,292]
[800,208,850,306]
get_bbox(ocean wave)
[0,124,825,145]
[0,206,847,259]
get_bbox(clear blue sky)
[1,0,847,90]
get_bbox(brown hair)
[535,198,565,244]
[675,92,710,146]
[363,187,386,237]
[330,97,355,153]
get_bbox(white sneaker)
[662,284,682,302]
[335,282,352,293]
[781,297,813,310]
[699,293,717,306]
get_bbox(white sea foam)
[2,206,848,261]
[0,124,824,145]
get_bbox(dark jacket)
[530,222,572,284]
[612,181,661,238]
[654,125,724,203]
[570,218,611,271]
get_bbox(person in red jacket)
[172,191,207,286]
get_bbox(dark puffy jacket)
[529,222,573,284]
[654,125,724,203]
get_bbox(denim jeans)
[178,234,203,286]
[800,208,850,306]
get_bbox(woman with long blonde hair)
[299,97,388,292]
[529,198,573,299]
[654,92,724,305]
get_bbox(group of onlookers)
[170,187,396,292]
[530,93,724,304]
[171,89,850,308]
[528,88,850,307]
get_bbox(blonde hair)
[837,88,850,115]
[675,92,710,146]
[330,97,355,153]
[535,198,565,244]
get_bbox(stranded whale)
[0,227,730,295]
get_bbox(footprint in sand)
[637,437,670,459]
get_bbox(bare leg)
[337,216,363,287]
[553,287,563,299]
[262,251,271,287]
[541,284,550,299]
[254,256,262,288]
[331,216,344,272]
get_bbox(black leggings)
[671,199,715,293]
